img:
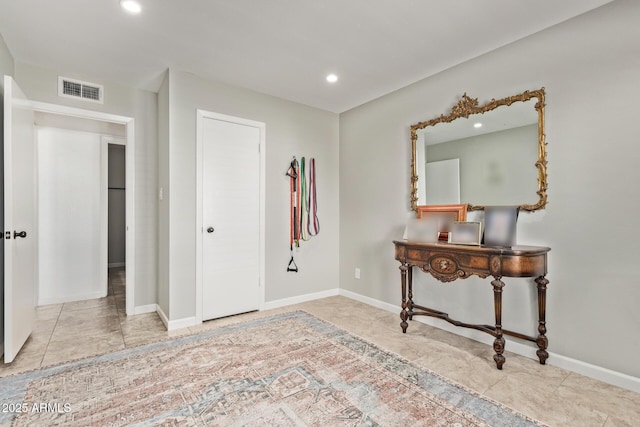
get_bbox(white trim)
[548,354,640,394]
[28,99,136,316]
[39,291,107,306]
[101,135,126,146]
[338,289,398,313]
[167,316,197,331]
[156,304,169,329]
[261,289,340,311]
[133,304,157,315]
[100,140,109,299]
[195,110,266,323]
[124,120,135,316]
[338,289,640,394]
[155,304,196,331]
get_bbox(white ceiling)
[0,0,613,113]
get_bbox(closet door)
[201,115,261,320]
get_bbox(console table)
[393,240,550,369]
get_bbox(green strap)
[299,157,310,241]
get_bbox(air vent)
[58,76,104,104]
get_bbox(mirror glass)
[410,88,547,212]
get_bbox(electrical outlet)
[355,268,361,279]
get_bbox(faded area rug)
[0,311,546,426]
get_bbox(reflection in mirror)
[410,88,547,212]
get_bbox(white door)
[37,127,108,305]
[3,76,36,363]
[201,116,261,320]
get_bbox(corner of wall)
[0,32,16,85]
[156,70,171,318]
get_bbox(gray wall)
[339,0,640,378]
[13,62,159,310]
[0,34,14,80]
[0,32,15,356]
[163,69,339,321]
[157,73,170,318]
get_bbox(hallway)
[0,268,168,375]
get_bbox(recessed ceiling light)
[474,122,482,128]
[326,74,338,83]
[120,0,142,14]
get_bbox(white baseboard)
[108,262,126,268]
[133,304,157,315]
[339,289,398,313]
[338,289,640,393]
[261,288,340,311]
[38,291,107,306]
[156,305,169,329]
[155,304,197,331]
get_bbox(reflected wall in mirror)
[410,88,547,212]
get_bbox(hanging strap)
[286,157,299,272]
[307,158,320,236]
[287,252,298,272]
[299,157,310,241]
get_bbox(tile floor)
[2,268,639,426]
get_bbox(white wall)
[34,111,126,137]
[37,127,107,304]
[339,0,640,379]
[31,113,127,266]
[13,62,159,310]
[163,69,339,321]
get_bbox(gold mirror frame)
[410,87,548,212]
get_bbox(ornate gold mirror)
[410,88,547,212]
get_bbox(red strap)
[286,158,300,272]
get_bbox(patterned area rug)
[0,311,545,426]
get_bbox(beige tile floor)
[2,268,639,426]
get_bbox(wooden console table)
[393,240,550,369]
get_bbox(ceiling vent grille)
[58,76,104,104]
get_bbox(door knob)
[14,231,27,238]
[206,227,214,233]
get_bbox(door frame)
[195,110,266,324]
[30,100,136,315]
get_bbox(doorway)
[34,121,128,307]
[195,110,266,322]
[30,101,136,315]
[3,77,136,362]
[36,125,109,304]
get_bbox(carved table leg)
[492,278,506,369]
[400,263,409,333]
[535,276,549,364]
[407,266,414,320]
